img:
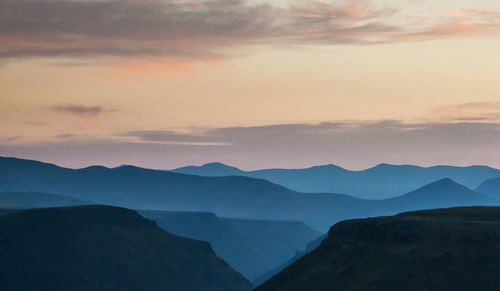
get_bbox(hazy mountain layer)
[477,177,500,200]
[0,205,252,291]
[0,191,91,209]
[173,162,500,199]
[224,217,321,273]
[1,157,497,231]
[257,207,500,291]
[139,210,321,279]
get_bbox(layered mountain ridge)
[2,156,497,231]
[173,162,500,199]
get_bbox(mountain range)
[1,156,498,231]
[257,207,500,290]
[173,162,500,199]
[0,205,252,291]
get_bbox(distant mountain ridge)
[1,156,497,231]
[172,162,500,199]
[0,205,252,291]
[257,207,500,290]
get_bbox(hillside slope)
[0,205,252,291]
[257,207,500,291]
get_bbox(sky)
[1,0,500,170]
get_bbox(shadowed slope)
[257,207,500,291]
[0,205,252,291]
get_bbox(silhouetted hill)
[1,157,497,231]
[0,205,252,291]
[138,210,321,279]
[383,178,497,211]
[0,191,91,209]
[254,179,497,285]
[172,163,500,199]
[477,177,500,200]
[257,207,500,291]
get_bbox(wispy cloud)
[1,0,499,61]
[121,130,230,145]
[51,105,117,117]
[435,102,500,122]
[3,120,500,169]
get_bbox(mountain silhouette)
[139,210,320,279]
[1,157,497,231]
[382,178,497,212]
[172,162,500,199]
[257,207,500,291]
[0,205,252,291]
[174,162,245,176]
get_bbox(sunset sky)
[1,0,500,169]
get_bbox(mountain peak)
[172,162,244,177]
[387,177,497,208]
[435,177,454,183]
[202,162,236,168]
[422,178,464,190]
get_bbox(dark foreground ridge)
[0,205,252,291]
[257,207,500,291]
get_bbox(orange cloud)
[1,0,499,61]
[396,8,500,41]
[111,58,194,76]
[103,56,228,78]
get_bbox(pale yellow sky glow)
[1,0,500,169]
